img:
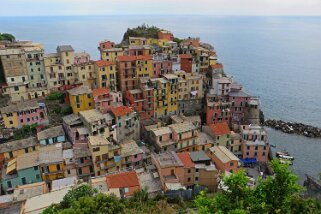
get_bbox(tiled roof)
[79,109,104,123]
[179,54,192,59]
[39,144,63,164]
[57,45,74,52]
[95,60,114,67]
[210,63,223,69]
[177,152,195,168]
[106,171,139,189]
[37,125,65,141]
[209,146,239,163]
[0,137,38,153]
[110,106,133,117]
[16,151,39,170]
[209,122,231,136]
[0,100,40,114]
[67,85,92,96]
[92,88,109,97]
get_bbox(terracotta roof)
[95,60,114,67]
[177,152,195,168]
[209,122,231,136]
[210,63,223,69]
[137,55,152,60]
[179,54,192,59]
[92,88,109,97]
[110,106,133,117]
[106,171,140,189]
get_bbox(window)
[88,102,92,107]
[7,181,12,188]
[36,174,40,179]
[25,148,29,153]
[230,162,234,166]
[188,177,191,182]
[34,166,38,170]
[78,168,83,175]
[9,151,13,158]
[67,170,71,174]
[77,104,80,108]
[188,169,191,173]
[56,164,61,171]
[262,152,266,156]
[14,86,19,91]
[195,177,199,181]
[159,136,162,142]
[22,177,27,185]
[119,122,121,127]
[254,152,257,156]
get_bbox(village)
[0,28,272,213]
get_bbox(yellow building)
[151,74,178,118]
[94,60,117,92]
[88,136,121,177]
[136,55,153,78]
[39,143,64,185]
[101,48,124,62]
[0,137,39,160]
[129,37,147,46]
[67,85,94,114]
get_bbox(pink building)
[74,52,90,65]
[62,114,89,146]
[228,83,251,124]
[206,95,231,125]
[240,125,269,163]
[0,100,49,128]
[92,88,112,113]
[152,54,172,78]
[151,152,184,190]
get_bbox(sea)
[1,15,321,183]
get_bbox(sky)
[1,0,321,17]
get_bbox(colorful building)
[158,30,174,41]
[116,55,153,93]
[208,145,240,173]
[1,152,42,194]
[0,100,48,129]
[0,137,39,160]
[120,140,144,169]
[205,95,231,125]
[110,106,140,142]
[228,83,251,124]
[67,85,94,114]
[95,60,117,91]
[204,122,231,147]
[106,171,140,198]
[73,53,95,88]
[79,109,110,138]
[88,135,121,176]
[73,147,94,182]
[240,125,269,163]
[62,114,88,145]
[37,125,65,146]
[124,78,154,120]
[179,54,192,73]
[152,54,172,78]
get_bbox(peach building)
[208,145,240,173]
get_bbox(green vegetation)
[0,33,15,42]
[46,92,64,101]
[173,37,183,44]
[13,124,37,140]
[42,185,175,214]
[122,24,160,42]
[42,161,321,214]
[194,160,321,214]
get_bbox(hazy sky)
[1,0,321,16]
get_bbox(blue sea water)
[1,15,321,183]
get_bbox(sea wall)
[264,119,321,138]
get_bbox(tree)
[0,33,15,42]
[60,184,97,209]
[194,160,321,214]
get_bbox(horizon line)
[1,14,321,18]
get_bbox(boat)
[277,154,294,160]
[276,151,289,157]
